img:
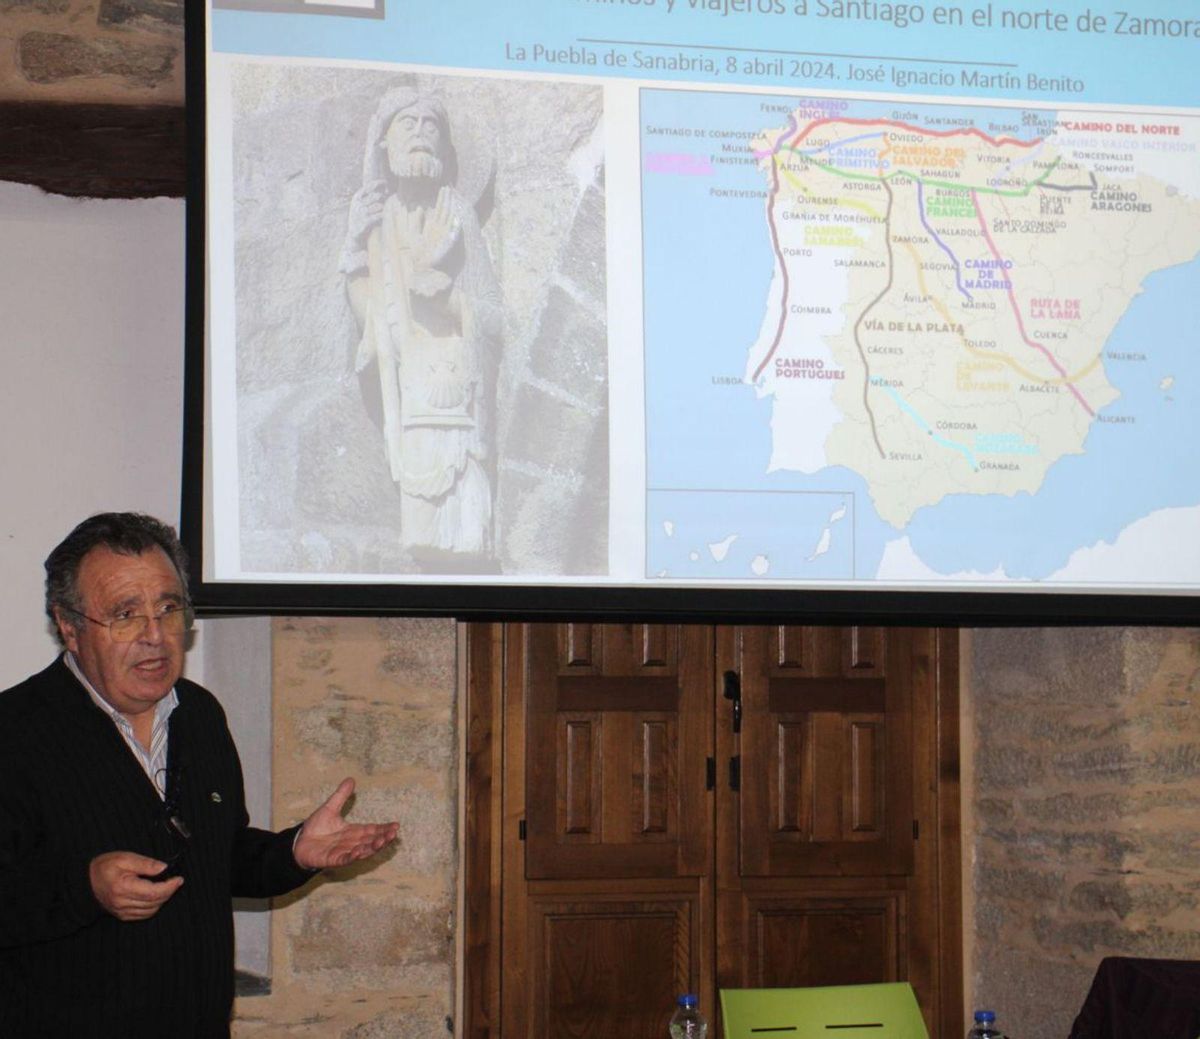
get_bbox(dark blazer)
[0,657,313,1038]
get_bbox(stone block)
[1121,628,1184,692]
[977,863,1064,903]
[279,618,338,644]
[500,411,608,575]
[1032,914,1125,954]
[236,380,414,572]
[341,1004,452,1039]
[975,744,1045,790]
[287,384,400,527]
[497,468,575,573]
[1022,792,1123,824]
[1032,710,1134,747]
[1132,830,1200,871]
[1122,881,1197,919]
[1052,743,1139,784]
[376,617,457,694]
[18,31,175,87]
[497,464,606,576]
[970,628,1130,706]
[525,283,607,409]
[975,797,1014,824]
[293,702,454,775]
[290,894,452,973]
[0,0,68,12]
[565,420,609,573]
[1032,916,1200,961]
[556,182,606,300]
[974,900,1011,933]
[973,947,1091,1039]
[1067,880,1133,919]
[376,782,455,876]
[1131,787,1200,813]
[503,381,599,472]
[98,0,182,35]
[982,828,1134,867]
[1142,743,1200,783]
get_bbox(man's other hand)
[89,851,184,921]
[293,778,399,871]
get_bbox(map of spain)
[642,90,1200,585]
[747,101,1200,527]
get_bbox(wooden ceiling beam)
[0,101,185,199]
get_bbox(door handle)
[723,669,742,734]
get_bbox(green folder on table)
[720,982,929,1039]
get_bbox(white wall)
[0,181,185,684]
[0,181,271,974]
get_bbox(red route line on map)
[751,116,1046,383]
[970,190,1096,418]
[785,116,1046,153]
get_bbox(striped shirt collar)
[63,651,179,798]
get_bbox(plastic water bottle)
[967,1009,1005,1038]
[669,993,708,1038]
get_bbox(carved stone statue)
[340,87,502,563]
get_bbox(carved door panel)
[734,890,907,989]
[524,622,712,880]
[736,625,914,878]
[522,889,705,1039]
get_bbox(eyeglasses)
[63,603,194,643]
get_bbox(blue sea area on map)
[642,88,1198,584]
[647,490,854,582]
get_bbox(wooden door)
[502,622,715,1039]
[716,626,960,1035]
[464,622,962,1039]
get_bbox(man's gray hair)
[44,512,189,644]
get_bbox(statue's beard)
[392,153,444,180]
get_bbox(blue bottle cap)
[678,994,699,1008]
[974,1010,996,1023]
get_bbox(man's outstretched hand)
[293,778,399,871]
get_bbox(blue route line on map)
[982,139,1046,193]
[811,130,886,155]
[1003,138,1047,171]
[871,378,980,470]
[916,180,973,303]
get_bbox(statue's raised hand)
[404,187,460,295]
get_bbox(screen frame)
[180,0,1200,627]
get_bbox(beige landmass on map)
[753,115,1200,527]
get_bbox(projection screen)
[185,0,1200,621]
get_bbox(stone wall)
[0,0,182,104]
[967,627,1200,1039]
[232,616,459,1038]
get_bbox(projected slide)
[203,0,1200,596]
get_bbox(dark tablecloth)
[1069,957,1200,1039]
